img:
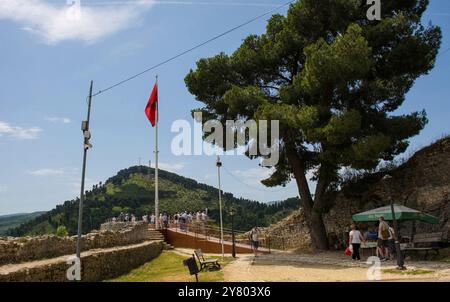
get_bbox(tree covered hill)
[0,212,46,236]
[7,166,299,236]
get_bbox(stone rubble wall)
[261,210,312,251]
[0,241,163,282]
[264,138,450,251]
[324,137,450,243]
[0,222,151,265]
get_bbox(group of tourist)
[110,209,210,231]
[348,216,396,261]
[171,210,209,231]
[113,212,137,223]
[172,210,209,224]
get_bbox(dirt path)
[222,252,450,282]
[223,254,370,282]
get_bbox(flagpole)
[154,75,159,230]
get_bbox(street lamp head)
[216,156,222,167]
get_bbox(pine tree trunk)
[310,209,329,250]
[287,148,329,250]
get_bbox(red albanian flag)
[145,83,158,127]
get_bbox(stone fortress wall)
[0,222,163,281]
[0,221,150,265]
[263,138,450,251]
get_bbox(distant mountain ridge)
[0,213,27,219]
[0,212,47,235]
[7,166,300,237]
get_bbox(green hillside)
[7,166,299,236]
[0,212,47,235]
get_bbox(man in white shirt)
[250,227,261,257]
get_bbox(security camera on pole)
[216,156,225,258]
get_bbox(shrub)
[56,225,68,237]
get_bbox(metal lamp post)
[230,207,236,258]
[382,174,406,270]
[216,156,225,258]
[76,81,94,262]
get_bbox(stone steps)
[148,229,172,249]
[148,231,165,241]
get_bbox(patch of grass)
[109,251,234,282]
[382,268,434,275]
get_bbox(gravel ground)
[222,251,450,282]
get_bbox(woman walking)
[349,223,365,261]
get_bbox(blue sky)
[0,0,449,215]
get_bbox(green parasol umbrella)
[352,204,439,224]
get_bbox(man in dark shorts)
[387,226,396,259]
[377,216,390,261]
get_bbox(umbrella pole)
[411,221,416,243]
[390,202,406,270]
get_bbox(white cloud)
[159,162,186,173]
[0,0,155,44]
[233,167,316,186]
[45,117,71,124]
[233,167,274,186]
[0,121,42,140]
[28,168,65,176]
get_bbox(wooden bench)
[194,249,221,271]
[402,232,445,260]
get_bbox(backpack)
[388,227,394,239]
[380,223,389,239]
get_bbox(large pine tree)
[185,0,441,249]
